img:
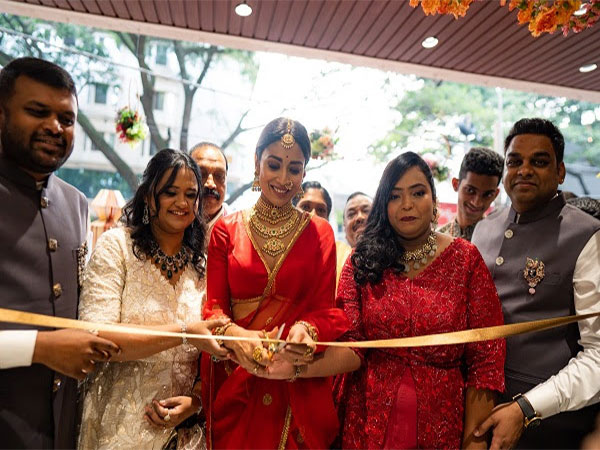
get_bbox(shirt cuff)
[525,382,561,419]
[0,330,38,369]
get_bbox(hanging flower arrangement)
[115,106,148,147]
[409,0,599,37]
[310,127,339,161]
[421,152,450,182]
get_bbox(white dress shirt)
[525,230,600,418]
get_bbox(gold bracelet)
[294,320,318,342]
[287,364,303,383]
[213,321,236,347]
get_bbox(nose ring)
[284,181,293,190]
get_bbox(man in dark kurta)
[0,57,119,448]
[472,118,600,449]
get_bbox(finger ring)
[304,347,314,358]
[268,343,277,354]
[89,329,99,336]
[164,413,171,422]
[253,364,259,374]
[252,346,263,363]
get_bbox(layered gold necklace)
[249,196,299,257]
[399,232,438,272]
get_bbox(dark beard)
[1,123,70,175]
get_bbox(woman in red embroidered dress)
[288,152,505,449]
[201,118,348,449]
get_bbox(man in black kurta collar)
[472,118,600,449]
[0,57,119,448]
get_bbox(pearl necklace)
[399,232,438,272]
[149,241,190,279]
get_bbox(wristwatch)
[512,393,541,429]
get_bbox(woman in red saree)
[201,117,348,449]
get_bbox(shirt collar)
[508,192,566,224]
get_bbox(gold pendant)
[523,257,545,295]
[263,238,285,257]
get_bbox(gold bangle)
[294,320,318,342]
[213,321,236,347]
[287,364,303,383]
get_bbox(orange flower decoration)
[410,0,597,37]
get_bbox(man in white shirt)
[472,118,600,449]
[343,192,372,248]
[0,57,119,448]
[190,141,229,243]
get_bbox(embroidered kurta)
[201,211,348,449]
[78,228,204,450]
[337,238,505,449]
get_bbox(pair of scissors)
[267,323,286,359]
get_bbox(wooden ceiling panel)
[314,0,354,50]
[3,0,598,98]
[353,1,403,56]
[339,0,387,53]
[303,0,338,48]
[79,0,100,15]
[109,0,132,21]
[198,0,214,31]
[252,1,275,40]
[266,0,292,42]
[328,0,370,52]
[183,0,200,30]
[289,0,323,46]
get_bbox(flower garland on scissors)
[409,0,599,37]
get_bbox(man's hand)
[474,401,525,450]
[32,329,120,380]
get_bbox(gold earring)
[432,205,439,229]
[295,186,304,201]
[251,172,261,192]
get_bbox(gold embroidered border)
[278,405,293,450]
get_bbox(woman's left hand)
[278,323,316,365]
[256,356,296,380]
[144,395,199,428]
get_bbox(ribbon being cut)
[1,307,598,349]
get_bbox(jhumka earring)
[431,205,439,229]
[295,186,304,201]
[143,203,150,225]
[251,172,261,192]
[280,119,295,149]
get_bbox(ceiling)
[1,0,599,101]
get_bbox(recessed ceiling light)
[579,63,597,73]
[422,36,439,49]
[574,3,588,16]
[235,1,252,17]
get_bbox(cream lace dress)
[78,228,205,450]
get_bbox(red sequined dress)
[336,238,505,449]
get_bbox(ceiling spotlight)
[235,1,252,17]
[579,63,597,73]
[574,3,588,16]
[421,36,439,49]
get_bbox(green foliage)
[372,79,600,167]
[56,167,134,200]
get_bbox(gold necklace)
[254,196,294,224]
[399,232,438,272]
[249,200,299,257]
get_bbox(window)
[153,92,165,111]
[155,44,168,65]
[94,83,108,104]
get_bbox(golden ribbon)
[1,307,599,348]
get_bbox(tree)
[0,14,260,193]
[372,78,600,167]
